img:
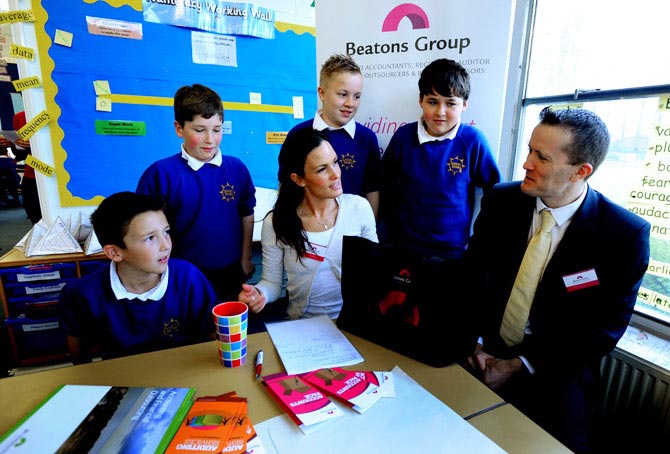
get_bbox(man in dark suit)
[466,107,650,453]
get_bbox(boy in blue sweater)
[285,54,381,216]
[136,84,256,301]
[60,192,218,362]
[380,58,502,259]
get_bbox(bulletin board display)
[32,0,316,206]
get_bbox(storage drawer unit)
[5,292,61,319]
[0,263,77,283]
[4,279,75,299]
[0,249,108,366]
[5,317,68,361]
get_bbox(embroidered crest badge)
[163,318,181,338]
[220,182,235,201]
[447,156,466,175]
[339,153,356,170]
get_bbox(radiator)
[599,348,670,447]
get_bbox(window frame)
[500,0,670,338]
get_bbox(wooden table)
[0,331,570,453]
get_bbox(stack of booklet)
[0,385,264,454]
[165,391,263,454]
[0,385,194,453]
[262,367,394,434]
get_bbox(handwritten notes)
[265,316,363,375]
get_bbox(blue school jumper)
[380,122,501,258]
[136,153,256,271]
[60,259,218,358]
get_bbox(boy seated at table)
[60,191,219,363]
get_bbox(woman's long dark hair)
[273,128,330,259]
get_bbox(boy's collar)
[313,112,356,138]
[180,145,222,170]
[109,261,169,301]
[417,116,460,144]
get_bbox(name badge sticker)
[562,268,599,292]
[303,241,326,262]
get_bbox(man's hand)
[479,357,523,391]
[467,345,523,391]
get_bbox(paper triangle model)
[84,230,103,255]
[78,224,93,244]
[14,225,35,252]
[74,211,94,243]
[27,217,83,256]
[21,220,49,256]
[65,215,73,233]
[68,213,80,239]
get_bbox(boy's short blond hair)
[319,54,362,87]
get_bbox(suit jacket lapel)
[544,187,598,275]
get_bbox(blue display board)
[34,0,316,205]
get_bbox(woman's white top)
[255,194,378,319]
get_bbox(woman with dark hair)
[238,128,377,320]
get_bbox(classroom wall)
[7,0,316,240]
[7,0,530,241]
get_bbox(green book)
[0,385,195,453]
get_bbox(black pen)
[255,350,264,380]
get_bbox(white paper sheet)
[256,366,505,454]
[265,316,363,375]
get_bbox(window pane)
[526,0,670,97]
[514,98,670,324]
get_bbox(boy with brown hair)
[136,84,256,301]
[380,58,501,259]
[60,192,218,362]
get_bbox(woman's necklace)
[311,215,330,231]
[300,204,336,231]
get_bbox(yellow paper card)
[17,110,51,140]
[96,96,112,112]
[0,10,35,24]
[25,155,55,177]
[54,29,74,47]
[93,80,111,96]
[13,76,41,92]
[266,131,287,145]
[10,44,34,60]
[249,92,262,105]
[292,96,304,119]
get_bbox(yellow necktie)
[500,209,556,347]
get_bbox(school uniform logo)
[339,153,356,170]
[447,156,466,175]
[220,182,235,201]
[163,318,181,338]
